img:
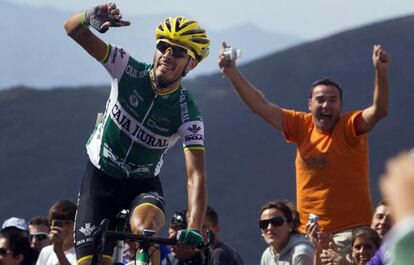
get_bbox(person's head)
[1,218,29,241]
[370,200,393,240]
[351,227,381,265]
[152,16,210,89]
[28,217,50,252]
[48,200,76,242]
[202,206,220,244]
[308,78,343,132]
[0,232,37,265]
[259,200,299,252]
[168,210,187,239]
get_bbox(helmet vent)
[165,20,172,31]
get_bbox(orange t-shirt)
[283,109,373,233]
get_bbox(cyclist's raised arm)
[218,42,284,132]
[184,149,207,231]
[64,3,130,62]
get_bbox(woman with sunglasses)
[259,200,314,265]
[0,232,37,265]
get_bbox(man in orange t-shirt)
[218,43,390,253]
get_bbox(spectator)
[305,220,335,265]
[259,200,313,265]
[320,227,380,265]
[166,210,205,265]
[218,42,390,256]
[0,232,37,265]
[28,217,51,252]
[350,228,381,265]
[365,201,393,265]
[121,239,138,264]
[379,150,414,265]
[36,200,77,265]
[1,217,29,240]
[370,201,392,240]
[311,201,393,265]
[202,206,244,265]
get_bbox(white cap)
[1,217,29,231]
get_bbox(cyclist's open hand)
[83,2,131,33]
[176,229,204,247]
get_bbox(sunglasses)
[30,232,49,241]
[0,247,12,256]
[259,216,286,229]
[156,41,191,59]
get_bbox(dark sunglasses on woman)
[259,216,285,229]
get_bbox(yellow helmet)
[155,16,210,62]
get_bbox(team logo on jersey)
[184,122,204,143]
[111,47,119,64]
[187,124,201,134]
[111,103,170,149]
[129,95,139,107]
[179,92,190,122]
[126,65,138,78]
[147,119,169,133]
[150,113,170,126]
[119,48,126,58]
[79,222,97,236]
[111,47,126,64]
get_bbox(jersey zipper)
[121,94,158,178]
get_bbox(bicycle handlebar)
[106,230,177,245]
[91,219,180,265]
[92,218,209,265]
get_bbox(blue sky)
[9,0,414,39]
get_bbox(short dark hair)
[29,216,49,227]
[48,200,77,224]
[309,77,343,101]
[259,200,300,234]
[205,206,219,226]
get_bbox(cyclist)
[64,3,210,265]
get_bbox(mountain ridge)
[0,0,302,89]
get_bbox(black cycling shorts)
[74,160,165,264]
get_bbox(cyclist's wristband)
[80,11,90,27]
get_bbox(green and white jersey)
[86,44,205,179]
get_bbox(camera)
[223,47,241,61]
[308,213,319,224]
